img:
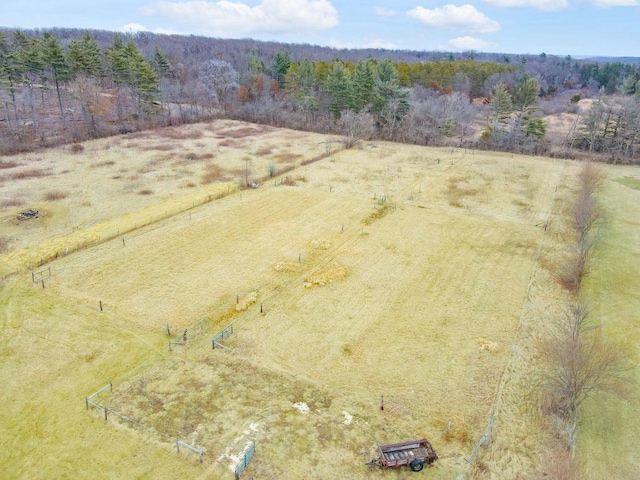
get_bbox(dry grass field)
[0,120,637,479]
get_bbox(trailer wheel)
[410,460,424,472]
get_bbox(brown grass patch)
[218,138,236,147]
[91,160,116,168]
[137,189,154,195]
[183,152,215,161]
[69,143,85,154]
[446,176,480,207]
[0,198,26,208]
[303,262,349,288]
[159,128,204,140]
[363,202,392,225]
[281,175,307,186]
[2,169,51,181]
[255,146,273,156]
[142,144,176,152]
[300,152,331,166]
[217,125,270,138]
[0,159,21,169]
[201,164,225,184]
[0,236,11,253]
[274,152,302,164]
[42,190,68,201]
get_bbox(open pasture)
[0,121,610,479]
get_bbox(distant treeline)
[1,28,639,161]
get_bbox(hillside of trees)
[1,28,639,162]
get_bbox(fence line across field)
[212,325,234,350]
[465,159,566,466]
[176,439,204,463]
[84,382,206,463]
[32,266,51,283]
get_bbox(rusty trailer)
[367,438,438,472]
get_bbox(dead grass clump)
[181,181,196,188]
[447,178,480,207]
[42,190,68,201]
[70,143,85,154]
[310,239,332,250]
[0,236,12,253]
[201,164,225,184]
[363,202,391,225]
[477,338,499,353]
[218,138,236,147]
[2,168,51,181]
[183,152,214,161]
[0,197,26,208]
[275,152,302,164]
[273,261,300,273]
[444,417,473,443]
[471,459,490,479]
[0,159,20,169]
[138,189,154,195]
[217,126,267,138]
[304,262,349,288]
[281,175,307,186]
[91,160,116,168]
[160,128,204,140]
[144,144,176,152]
[236,291,257,311]
[255,146,273,156]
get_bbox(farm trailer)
[367,438,438,472]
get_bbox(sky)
[2,0,639,57]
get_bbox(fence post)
[85,397,89,411]
[104,407,108,421]
[109,381,113,393]
[176,438,180,453]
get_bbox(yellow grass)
[2,120,633,479]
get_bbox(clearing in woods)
[0,120,636,479]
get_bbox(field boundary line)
[466,158,566,465]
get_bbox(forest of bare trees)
[1,27,639,161]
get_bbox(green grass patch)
[613,176,640,190]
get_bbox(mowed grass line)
[578,177,640,480]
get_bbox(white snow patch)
[243,422,260,435]
[342,411,353,425]
[292,402,310,414]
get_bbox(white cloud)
[482,0,638,9]
[481,0,569,10]
[407,5,500,34]
[139,0,338,36]
[443,36,497,51]
[329,36,397,50]
[589,0,639,6]
[374,6,397,16]
[116,23,180,34]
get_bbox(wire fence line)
[466,159,566,465]
[85,382,205,464]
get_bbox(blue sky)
[3,0,639,57]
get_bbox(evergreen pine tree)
[350,59,374,112]
[324,61,352,118]
[41,32,70,123]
